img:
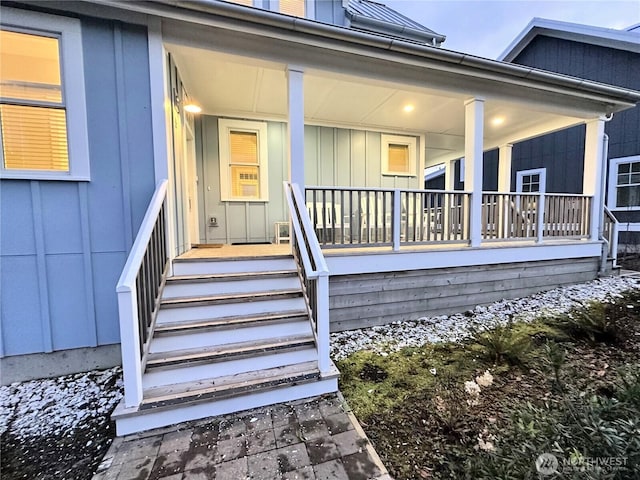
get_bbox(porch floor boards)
[177,237,592,260]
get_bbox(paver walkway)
[93,393,392,480]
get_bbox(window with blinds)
[381,134,417,177]
[279,0,305,17]
[388,144,410,174]
[218,119,269,201]
[0,29,69,172]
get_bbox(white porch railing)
[603,206,619,261]
[304,187,472,249]
[116,180,169,408]
[305,187,593,248]
[283,182,331,374]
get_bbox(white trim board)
[325,241,602,276]
[617,223,640,232]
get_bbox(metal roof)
[345,0,445,45]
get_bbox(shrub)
[560,301,619,343]
[474,323,532,365]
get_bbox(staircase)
[113,254,339,435]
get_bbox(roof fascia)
[499,17,640,62]
[27,0,640,112]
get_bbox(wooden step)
[112,362,340,435]
[166,270,298,284]
[153,310,309,336]
[160,290,303,308]
[146,335,316,370]
[141,361,337,410]
[172,256,295,276]
[162,271,301,299]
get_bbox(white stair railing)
[284,182,331,374]
[603,206,619,264]
[116,180,169,408]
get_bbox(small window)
[0,8,89,180]
[218,119,269,201]
[609,156,640,210]
[516,168,546,193]
[381,134,417,177]
[279,0,305,17]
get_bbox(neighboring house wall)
[0,18,155,357]
[507,35,640,240]
[196,118,422,243]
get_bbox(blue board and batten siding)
[510,36,640,227]
[196,116,421,244]
[0,18,155,357]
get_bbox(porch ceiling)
[169,44,584,164]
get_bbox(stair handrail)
[603,205,619,265]
[116,179,169,408]
[284,182,330,374]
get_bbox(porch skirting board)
[0,344,121,385]
[328,257,600,332]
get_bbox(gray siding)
[196,120,422,243]
[329,257,599,331]
[0,18,155,357]
[508,36,640,198]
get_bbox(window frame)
[218,118,269,202]
[516,168,546,194]
[0,7,90,181]
[608,155,640,211]
[381,134,417,177]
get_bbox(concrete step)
[163,270,300,299]
[172,255,296,276]
[156,290,306,324]
[112,362,340,436]
[153,310,310,336]
[142,337,318,389]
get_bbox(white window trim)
[516,168,546,193]
[381,134,417,177]
[608,155,640,211]
[0,7,90,181]
[218,118,269,202]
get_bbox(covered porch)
[113,0,637,435]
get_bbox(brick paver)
[93,394,390,480]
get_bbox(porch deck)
[176,237,592,260]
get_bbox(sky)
[385,0,640,59]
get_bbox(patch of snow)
[330,275,639,360]
[0,367,122,441]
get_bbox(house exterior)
[1,0,639,434]
[496,19,640,245]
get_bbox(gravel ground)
[330,275,640,360]
[1,274,638,479]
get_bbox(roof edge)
[59,0,640,109]
[499,17,640,62]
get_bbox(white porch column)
[464,98,485,247]
[445,160,456,191]
[583,117,606,241]
[498,144,513,192]
[287,66,305,187]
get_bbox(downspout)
[599,127,611,275]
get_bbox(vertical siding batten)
[30,181,53,352]
[114,24,134,249]
[79,182,98,346]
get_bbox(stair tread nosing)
[153,310,310,335]
[161,289,303,308]
[139,361,338,412]
[146,335,316,368]
[173,254,294,263]
[166,270,298,284]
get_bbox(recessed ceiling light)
[184,103,202,114]
[403,104,415,113]
[491,116,505,126]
